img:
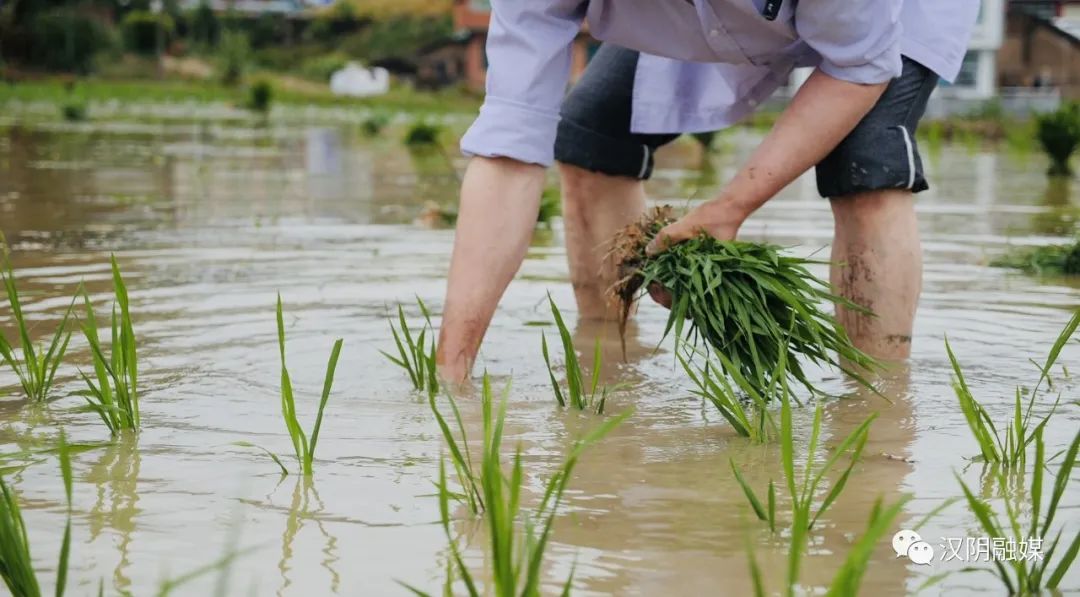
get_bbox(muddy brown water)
[0,112,1077,596]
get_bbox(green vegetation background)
[0,0,479,110]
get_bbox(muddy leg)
[830,190,922,361]
[559,162,646,320]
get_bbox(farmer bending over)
[436,0,979,382]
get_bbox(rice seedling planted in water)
[0,434,74,597]
[254,295,343,477]
[610,207,879,397]
[380,298,439,398]
[541,295,612,414]
[956,427,1080,594]
[246,80,273,114]
[822,497,909,596]
[79,256,140,435]
[734,385,885,596]
[404,374,631,596]
[946,310,1078,468]
[0,247,76,402]
[991,238,1080,276]
[1036,102,1080,176]
[426,389,484,515]
[731,388,877,574]
[60,102,87,122]
[404,121,442,147]
[361,114,390,137]
[745,496,908,597]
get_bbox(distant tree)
[10,0,122,25]
[28,8,114,73]
[344,14,452,63]
[217,29,250,86]
[11,0,68,25]
[249,12,282,47]
[1,0,117,73]
[121,10,174,55]
[190,1,220,47]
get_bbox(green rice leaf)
[746,535,766,597]
[825,497,908,596]
[307,338,344,472]
[730,459,769,522]
[1046,528,1080,589]
[1041,429,1079,538]
[55,434,72,597]
[232,441,289,477]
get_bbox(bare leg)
[830,190,922,361]
[559,163,646,320]
[437,157,545,382]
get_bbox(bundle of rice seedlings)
[61,102,87,123]
[361,114,390,137]
[990,238,1080,276]
[609,207,878,396]
[246,79,273,115]
[403,121,442,147]
[1036,102,1080,176]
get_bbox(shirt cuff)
[818,48,902,86]
[459,96,561,167]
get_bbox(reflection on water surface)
[0,117,1076,596]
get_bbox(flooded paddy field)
[0,109,1077,596]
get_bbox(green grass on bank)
[0,77,481,113]
[0,75,1046,152]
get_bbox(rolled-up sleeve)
[459,0,587,167]
[795,0,903,85]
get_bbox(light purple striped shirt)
[460,0,981,167]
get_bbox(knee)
[831,189,915,228]
[557,162,611,214]
[558,162,599,199]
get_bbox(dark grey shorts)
[553,44,940,198]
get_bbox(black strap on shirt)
[761,0,782,20]
[682,0,783,21]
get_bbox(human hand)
[644,200,743,256]
[642,198,747,309]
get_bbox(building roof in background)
[1052,16,1080,40]
[1011,1,1080,43]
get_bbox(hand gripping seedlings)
[610,207,879,398]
